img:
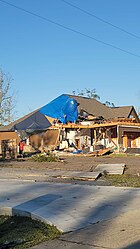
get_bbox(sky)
[1,0,140,119]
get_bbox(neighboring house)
[0,94,140,158]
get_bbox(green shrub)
[30,153,60,162]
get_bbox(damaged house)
[0,94,140,158]
[65,95,140,153]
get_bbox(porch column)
[90,129,93,146]
[93,129,97,149]
[117,125,122,153]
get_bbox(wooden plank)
[97,148,113,156]
[53,171,100,181]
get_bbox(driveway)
[0,179,140,232]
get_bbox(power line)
[0,0,140,58]
[61,0,140,40]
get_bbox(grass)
[110,153,135,158]
[0,216,62,249]
[103,174,140,187]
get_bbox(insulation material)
[45,115,56,124]
[66,130,76,146]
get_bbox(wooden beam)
[49,121,140,130]
[93,129,104,148]
[106,133,118,147]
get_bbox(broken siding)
[29,129,60,151]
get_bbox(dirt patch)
[0,155,140,176]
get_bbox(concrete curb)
[0,206,63,231]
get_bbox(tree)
[72,88,100,100]
[105,101,115,107]
[72,88,115,107]
[0,69,16,126]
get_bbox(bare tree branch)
[0,69,16,126]
[72,88,100,100]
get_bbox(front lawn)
[0,216,61,249]
[103,174,140,187]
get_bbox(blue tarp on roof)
[10,94,78,133]
[40,94,78,124]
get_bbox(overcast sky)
[1,0,140,118]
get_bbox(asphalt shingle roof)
[110,106,133,118]
[69,95,134,120]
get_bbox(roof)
[40,94,78,123]
[1,94,139,132]
[0,94,78,132]
[0,109,38,131]
[68,95,138,121]
[68,95,112,119]
[110,106,133,118]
